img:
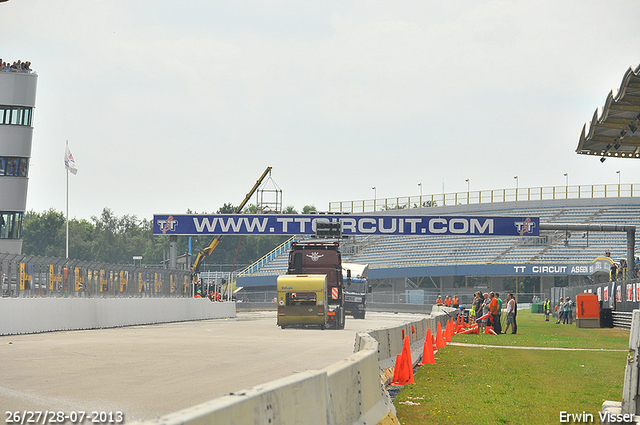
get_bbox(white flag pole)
[66,140,69,259]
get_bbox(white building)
[0,68,37,254]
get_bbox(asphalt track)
[0,311,421,423]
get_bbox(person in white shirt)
[504,293,516,334]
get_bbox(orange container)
[576,293,599,319]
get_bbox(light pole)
[514,176,518,200]
[418,183,422,207]
[465,179,470,203]
[564,173,568,197]
[372,186,376,211]
[617,170,621,196]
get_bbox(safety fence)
[235,290,541,314]
[329,183,640,213]
[0,253,192,298]
[551,277,640,313]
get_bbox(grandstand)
[236,190,640,294]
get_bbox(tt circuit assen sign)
[153,214,539,237]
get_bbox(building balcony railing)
[329,183,640,213]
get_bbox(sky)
[3,0,640,221]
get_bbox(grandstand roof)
[576,64,640,160]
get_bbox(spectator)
[0,59,32,73]
[504,293,516,334]
[474,291,484,329]
[564,296,573,325]
[480,292,490,333]
[556,297,565,324]
[452,295,460,309]
[496,293,503,331]
[610,262,618,281]
[543,298,550,321]
[488,292,501,334]
[605,249,611,257]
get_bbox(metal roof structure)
[576,64,640,161]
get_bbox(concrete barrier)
[146,370,333,425]
[133,309,453,425]
[236,301,277,311]
[0,298,236,335]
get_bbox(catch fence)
[0,253,192,298]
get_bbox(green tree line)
[22,204,317,270]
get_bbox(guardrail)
[134,308,454,425]
[329,183,640,213]
[236,236,295,277]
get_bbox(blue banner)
[153,214,539,237]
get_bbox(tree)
[217,203,236,214]
[283,205,297,214]
[22,208,66,257]
[302,205,317,214]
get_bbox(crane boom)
[191,166,273,278]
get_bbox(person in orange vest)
[194,290,202,298]
[436,295,443,306]
[488,292,502,334]
[444,296,452,307]
[452,295,460,309]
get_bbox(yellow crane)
[191,166,273,283]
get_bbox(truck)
[342,262,371,319]
[276,240,345,329]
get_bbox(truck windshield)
[346,281,367,293]
[286,292,317,306]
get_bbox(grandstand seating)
[240,197,640,277]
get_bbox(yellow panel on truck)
[277,274,328,328]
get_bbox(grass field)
[394,310,630,425]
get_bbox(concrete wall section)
[0,72,38,106]
[147,370,332,425]
[0,298,236,335]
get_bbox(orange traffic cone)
[419,329,435,365]
[485,326,497,335]
[436,322,446,349]
[431,333,438,354]
[391,354,403,384]
[458,324,479,334]
[443,321,451,343]
[391,336,415,385]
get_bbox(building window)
[0,212,23,239]
[0,157,28,176]
[0,106,33,126]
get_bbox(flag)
[65,145,77,175]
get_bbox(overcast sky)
[4,1,640,221]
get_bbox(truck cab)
[342,262,370,319]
